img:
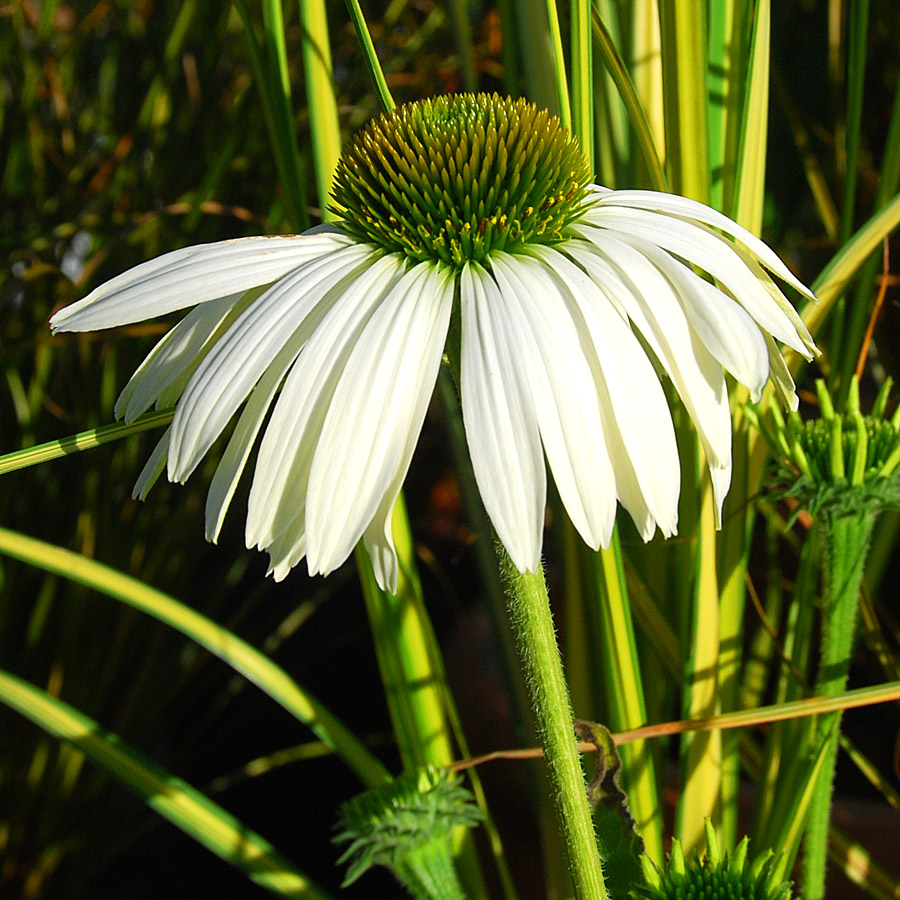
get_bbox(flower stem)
[498,547,608,900]
[398,844,470,900]
[802,512,877,899]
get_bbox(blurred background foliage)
[2,0,900,898]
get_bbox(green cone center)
[330,93,591,268]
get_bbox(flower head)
[50,93,818,591]
[635,822,794,900]
[750,374,900,524]
[334,766,481,892]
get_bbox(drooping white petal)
[115,289,258,423]
[560,238,733,519]
[363,500,401,595]
[461,262,547,572]
[264,525,309,583]
[576,210,812,356]
[730,241,818,356]
[356,286,456,593]
[764,333,800,411]
[204,329,308,543]
[588,187,817,302]
[132,428,171,501]
[245,254,404,553]
[523,246,681,539]
[50,232,355,332]
[488,252,617,550]
[168,242,377,483]
[305,263,454,581]
[574,227,769,395]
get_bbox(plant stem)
[498,548,608,900]
[802,512,877,899]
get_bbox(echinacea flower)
[51,93,818,592]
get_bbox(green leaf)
[575,721,645,897]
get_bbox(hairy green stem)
[399,844,469,900]
[498,549,608,900]
[802,513,877,899]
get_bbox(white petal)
[588,188,817,302]
[524,247,681,539]
[50,232,355,332]
[132,428,171,500]
[264,526,309,583]
[363,495,401,594]
[245,254,403,552]
[576,209,812,356]
[730,241,818,356]
[460,262,547,572]
[115,289,256,423]
[204,331,305,543]
[765,332,800,411]
[489,252,617,549]
[578,231,769,399]
[562,237,734,519]
[306,263,454,580]
[168,242,376,483]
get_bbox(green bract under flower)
[334,767,482,888]
[331,93,591,267]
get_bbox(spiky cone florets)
[330,93,591,268]
[748,375,900,523]
[634,823,794,900]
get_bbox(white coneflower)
[50,93,818,592]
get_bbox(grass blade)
[590,8,666,191]
[658,0,708,201]
[0,668,331,899]
[298,0,342,219]
[0,409,174,475]
[0,526,389,788]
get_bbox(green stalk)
[832,0,871,402]
[498,550,608,900]
[0,409,174,475]
[590,532,663,863]
[0,526,389,787]
[657,0,708,201]
[674,475,721,854]
[802,512,877,899]
[355,498,490,900]
[715,425,752,850]
[343,0,395,111]
[397,844,469,900]
[540,0,570,127]
[590,8,666,191]
[570,0,593,165]
[706,0,744,212]
[509,0,562,117]
[355,498,456,773]
[235,0,309,231]
[298,0,342,220]
[446,0,477,92]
